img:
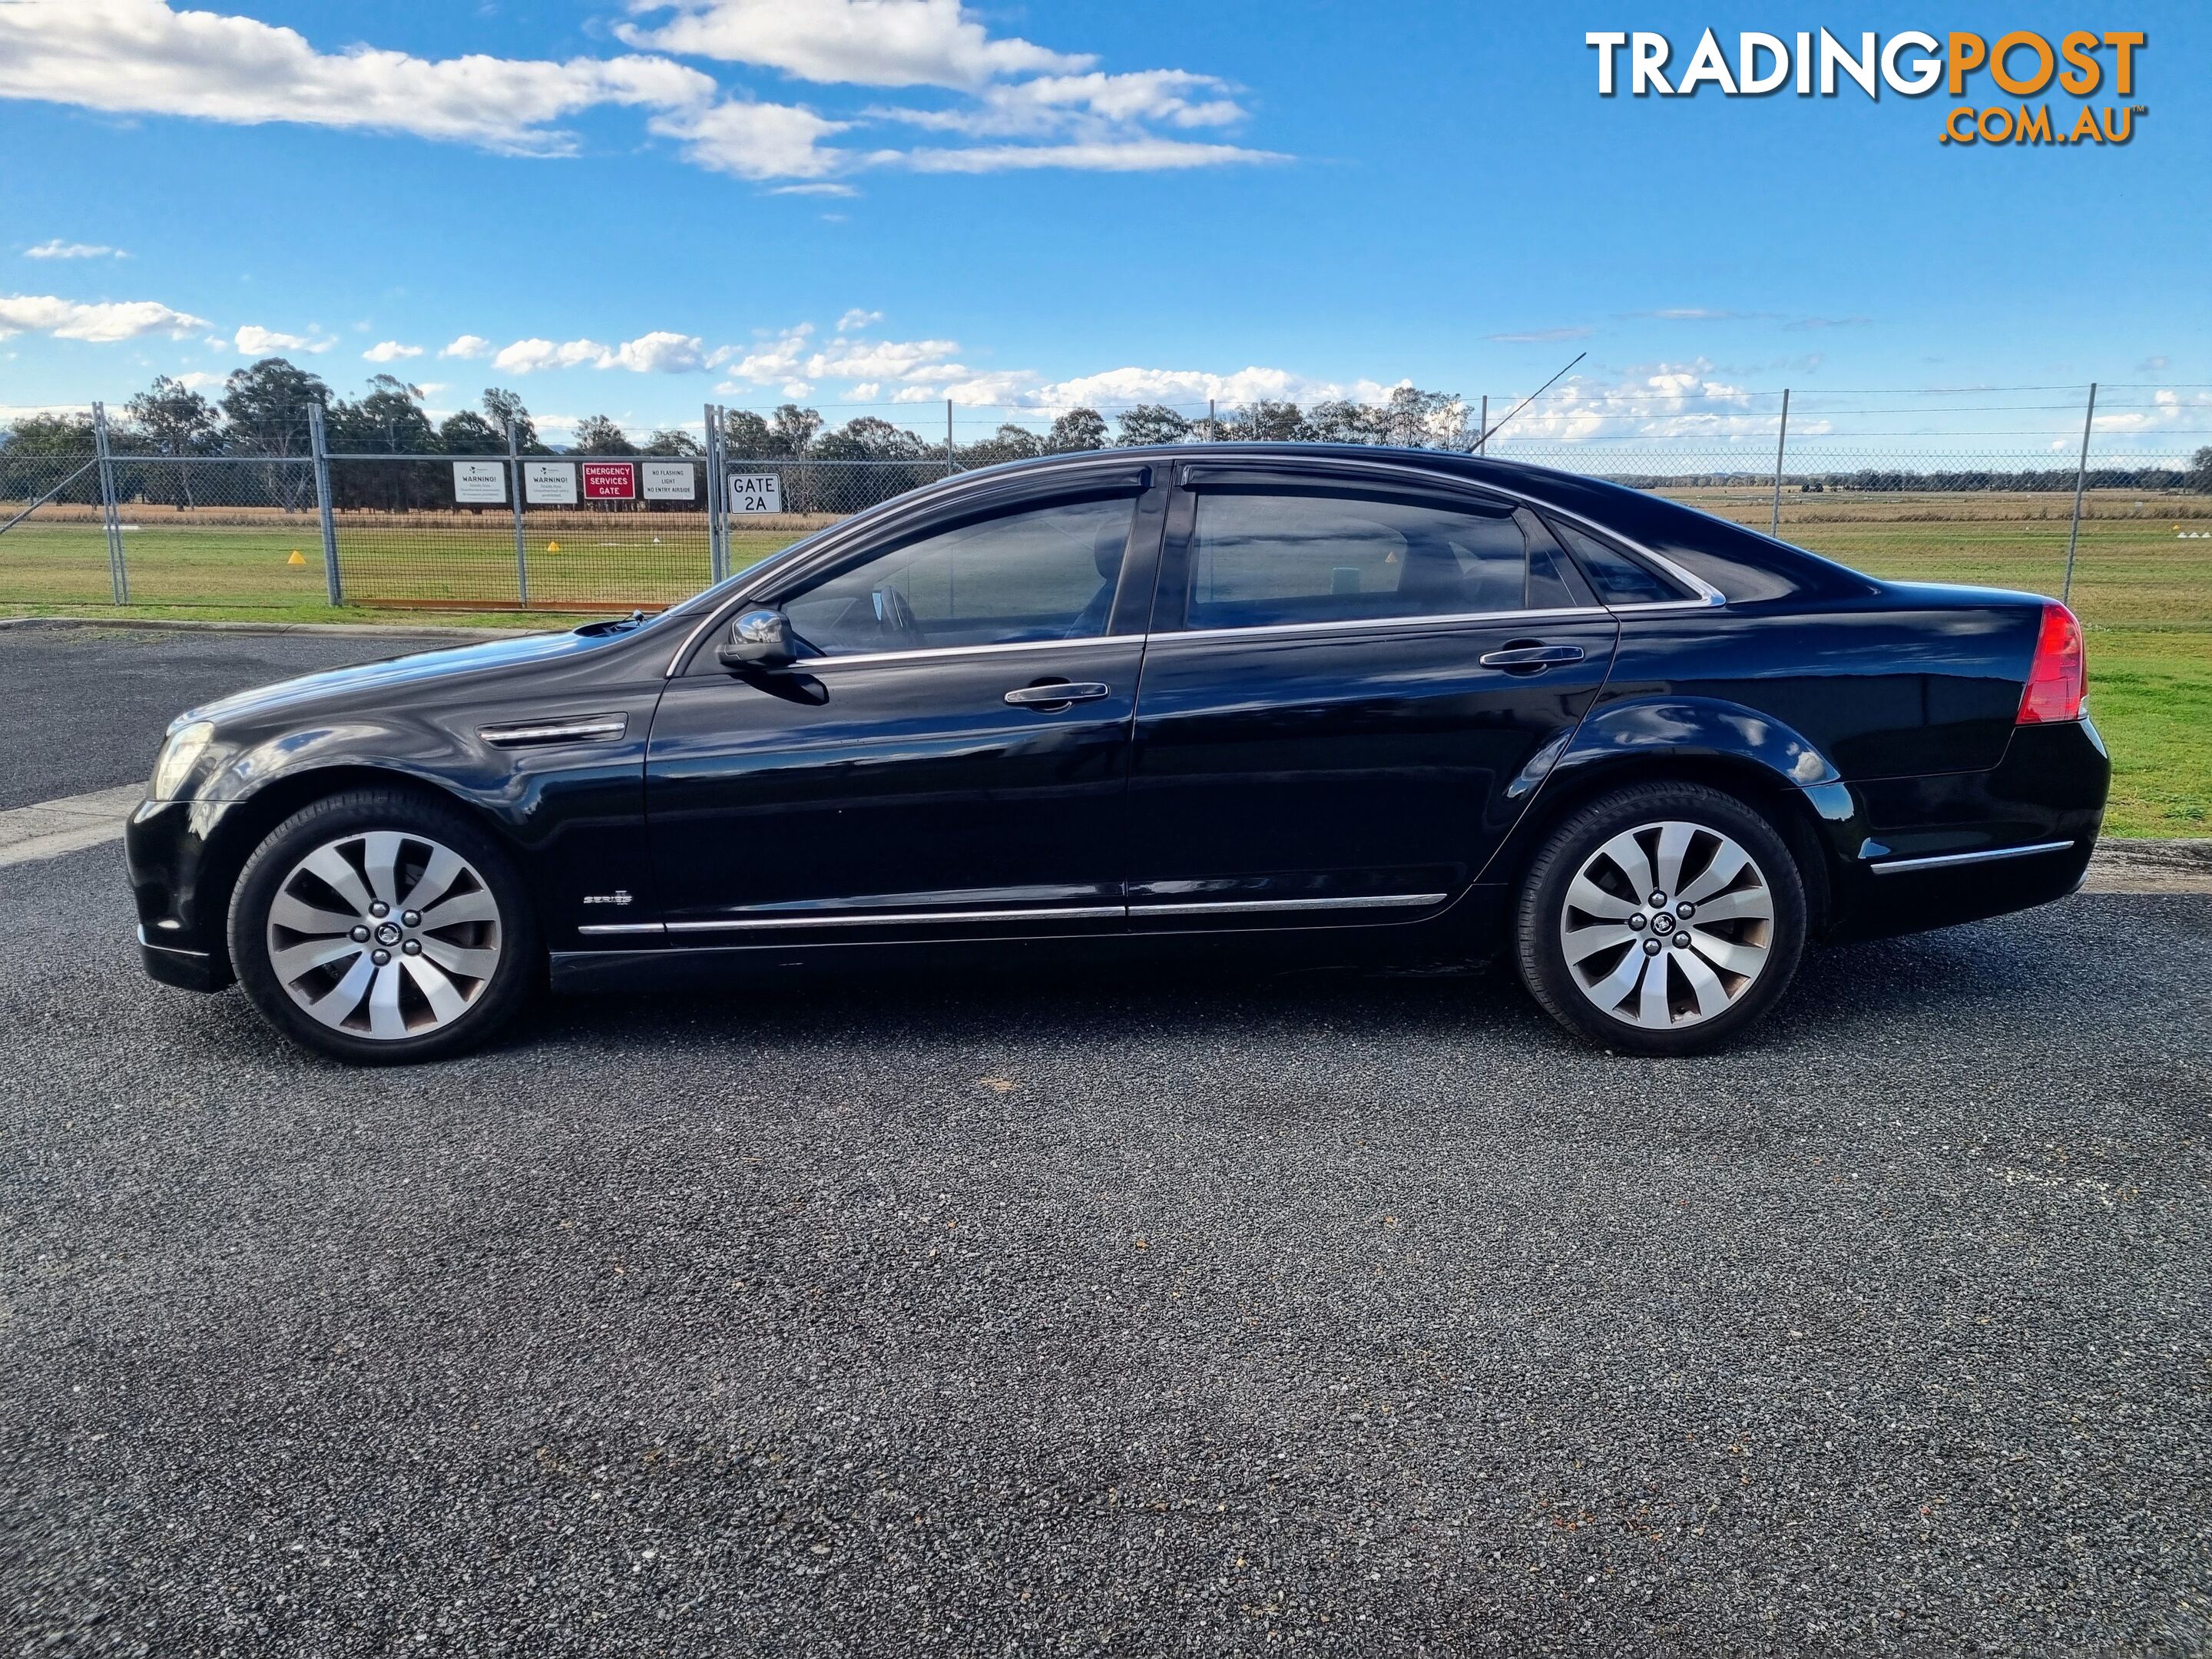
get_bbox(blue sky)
[2,1,2204,456]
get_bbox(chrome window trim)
[1164,604,1611,647]
[577,922,670,936]
[664,903,1127,933]
[1870,840,2075,875]
[800,634,1122,671]
[1131,892,1445,917]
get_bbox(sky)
[0,0,2205,459]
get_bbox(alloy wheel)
[1557,820,1775,1031]
[263,830,503,1040]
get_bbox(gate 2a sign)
[580,462,637,502]
[729,473,783,515]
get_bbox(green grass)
[5,494,2206,835]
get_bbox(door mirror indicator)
[719,608,797,671]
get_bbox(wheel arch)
[1484,704,1858,936]
[195,765,517,985]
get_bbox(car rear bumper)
[1826,716,2109,942]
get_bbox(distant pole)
[945,399,955,475]
[704,401,727,584]
[92,400,128,604]
[1477,396,1488,456]
[1208,397,1216,440]
[1768,388,1791,538]
[507,419,530,608]
[308,402,342,605]
[2061,382,2097,606]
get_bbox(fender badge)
[582,891,634,907]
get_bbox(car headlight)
[150,720,217,800]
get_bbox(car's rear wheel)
[228,788,538,1064]
[1515,781,1806,1055]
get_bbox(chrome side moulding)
[1869,840,2075,875]
[479,714,628,747]
[1130,892,1446,917]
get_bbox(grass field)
[4,492,2205,835]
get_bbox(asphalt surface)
[2,627,2208,1657]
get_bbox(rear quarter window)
[1546,520,1686,606]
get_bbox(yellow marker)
[287,550,306,566]
[546,540,561,552]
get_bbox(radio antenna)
[1477,350,1586,449]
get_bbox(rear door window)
[1180,491,1582,631]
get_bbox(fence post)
[308,402,343,606]
[91,400,128,604]
[1769,387,1791,538]
[1477,396,1488,455]
[704,402,728,584]
[506,420,530,608]
[2062,382,2097,606]
[945,399,955,476]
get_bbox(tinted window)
[783,495,1133,657]
[1183,492,1578,631]
[1546,519,1687,606]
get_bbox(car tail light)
[2017,601,2085,724]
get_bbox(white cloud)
[439,334,493,360]
[837,308,883,330]
[618,0,1087,89]
[0,293,207,343]
[234,323,333,354]
[174,371,224,389]
[0,0,717,156]
[363,339,424,362]
[894,138,1283,173]
[1488,362,1823,445]
[649,99,848,180]
[809,335,962,380]
[2093,388,2212,434]
[713,323,814,388]
[491,330,709,374]
[881,69,1245,137]
[24,239,125,260]
[772,182,858,197]
[847,381,881,399]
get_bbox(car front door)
[644,475,1165,939]
[1124,463,1621,929]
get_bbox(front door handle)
[1005,680,1111,709]
[1479,644,1588,671]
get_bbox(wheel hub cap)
[264,830,503,1041]
[1558,820,1775,1031]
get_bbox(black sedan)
[126,445,2108,1061]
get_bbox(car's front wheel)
[1515,780,1807,1055]
[228,788,538,1064]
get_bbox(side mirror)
[718,608,797,671]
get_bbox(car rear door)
[1124,462,1619,929]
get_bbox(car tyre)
[228,787,538,1065]
[1515,780,1806,1055]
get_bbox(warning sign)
[452,461,505,505]
[729,473,783,515]
[524,462,576,505]
[641,461,695,501]
[580,461,637,502]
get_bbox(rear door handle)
[1005,680,1110,708]
[1479,644,1587,670]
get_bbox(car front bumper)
[126,796,240,992]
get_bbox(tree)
[770,403,823,457]
[124,376,222,509]
[332,375,436,453]
[438,410,505,454]
[1116,403,1190,446]
[1045,407,1108,452]
[814,416,932,462]
[2190,445,2212,493]
[0,411,99,505]
[480,388,542,452]
[1245,400,1310,442]
[641,428,704,457]
[956,423,1044,469]
[1305,398,1391,445]
[722,409,776,457]
[220,357,330,509]
[571,415,638,455]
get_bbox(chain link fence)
[2,395,2205,633]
